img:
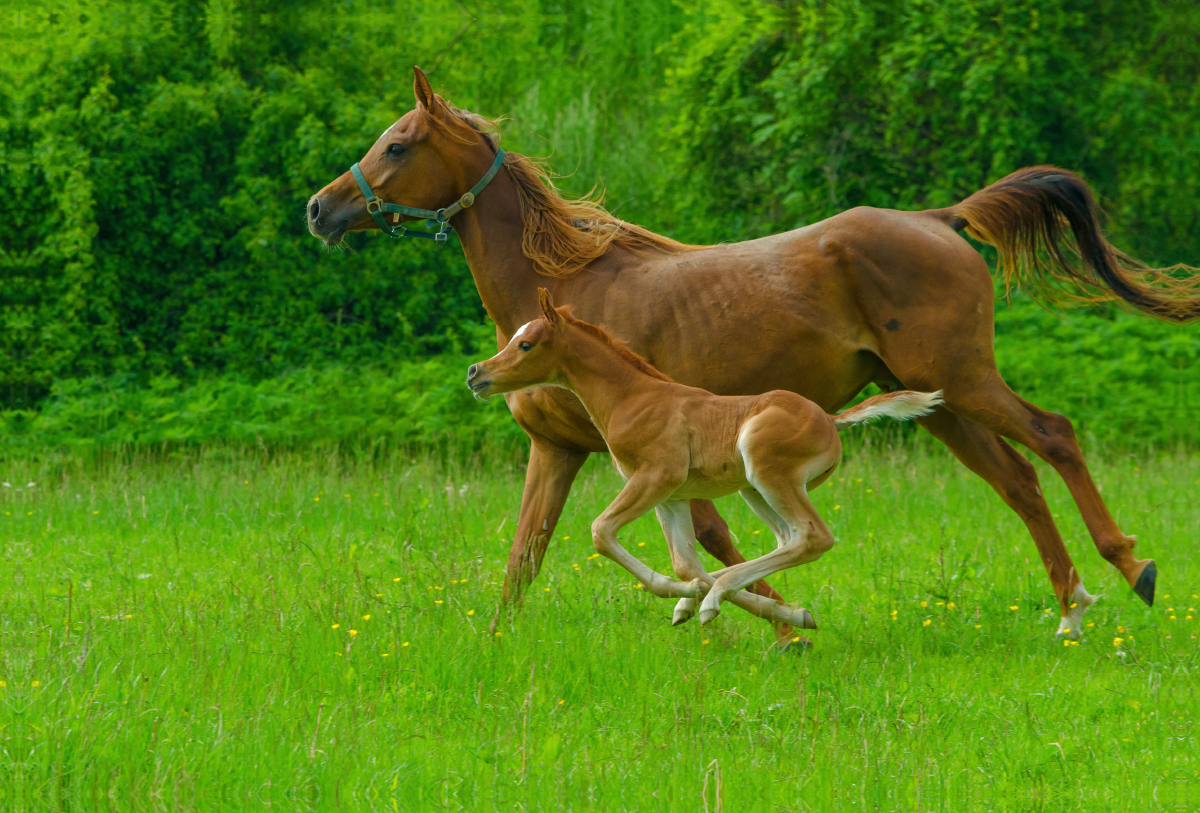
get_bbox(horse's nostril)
[467,364,478,379]
[308,198,321,222]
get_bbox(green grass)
[2,439,1198,811]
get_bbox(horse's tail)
[832,391,943,429]
[931,166,1200,324]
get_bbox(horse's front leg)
[493,439,589,632]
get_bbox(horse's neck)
[557,328,666,434]
[451,169,550,339]
[451,160,634,342]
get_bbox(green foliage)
[661,0,1200,260]
[1,0,1197,447]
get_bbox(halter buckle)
[365,198,383,215]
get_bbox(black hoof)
[1133,561,1156,607]
[774,636,814,654]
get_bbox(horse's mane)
[425,97,703,279]
[557,306,675,383]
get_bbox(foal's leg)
[689,500,797,640]
[673,498,793,627]
[916,408,1097,636]
[697,483,836,625]
[590,471,711,601]
[657,502,816,631]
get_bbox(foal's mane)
[558,306,674,383]
[425,97,702,279]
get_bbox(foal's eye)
[519,342,532,352]
[386,143,405,158]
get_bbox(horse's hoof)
[774,636,814,654]
[1132,560,1156,607]
[698,606,720,626]
[672,608,694,626]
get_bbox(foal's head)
[466,289,568,400]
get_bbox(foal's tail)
[933,166,1200,324]
[832,391,943,429]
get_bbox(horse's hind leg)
[915,408,1096,635]
[940,375,1153,606]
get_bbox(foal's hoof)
[698,606,720,626]
[672,598,696,626]
[784,607,817,630]
[1132,560,1156,607]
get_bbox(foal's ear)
[413,67,442,115]
[538,288,559,326]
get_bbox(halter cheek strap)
[349,148,506,243]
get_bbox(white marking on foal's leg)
[1055,582,1098,639]
[673,597,697,626]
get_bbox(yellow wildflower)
[394,577,401,582]
[1009,605,1018,611]
[402,642,409,647]
[32,681,40,687]
[467,610,475,616]
[435,600,444,605]
[348,630,357,636]
[974,624,982,629]
[922,619,931,627]
[362,615,371,621]
[331,624,340,629]
[638,542,645,547]
[946,602,956,610]
[920,601,928,608]
[1113,637,1124,647]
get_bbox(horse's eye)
[386,143,405,158]
[519,342,532,351]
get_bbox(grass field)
[2,438,1198,811]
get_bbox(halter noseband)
[349,148,506,243]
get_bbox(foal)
[468,289,942,630]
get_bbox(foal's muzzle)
[465,363,492,401]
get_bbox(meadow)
[2,437,1197,811]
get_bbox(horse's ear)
[538,288,559,326]
[413,67,442,114]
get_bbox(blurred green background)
[2,0,1198,450]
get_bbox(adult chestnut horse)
[309,68,1199,640]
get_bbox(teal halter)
[349,148,506,242]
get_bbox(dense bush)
[1,0,1197,449]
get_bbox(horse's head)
[307,67,495,246]
[466,289,567,400]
